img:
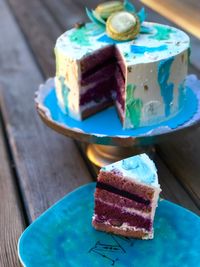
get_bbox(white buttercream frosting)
[101,153,160,188]
[55,22,189,63]
[54,21,189,128]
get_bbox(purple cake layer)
[80,60,116,86]
[95,188,152,212]
[80,77,115,106]
[98,170,155,201]
[115,47,126,78]
[80,45,115,75]
[94,200,152,231]
[115,65,125,112]
[79,44,126,118]
[96,182,150,205]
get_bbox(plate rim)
[18,182,200,266]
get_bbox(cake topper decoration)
[95,1,124,20]
[86,0,146,41]
[106,11,140,41]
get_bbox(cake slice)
[92,154,161,239]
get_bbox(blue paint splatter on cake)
[97,34,127,44]
[130,44,168,54]
[158,57,175,116]
[59,77,69,114]
[122,159,139,170]
[121,155,157,185]
[178,83,186,109]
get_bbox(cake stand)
[35,75,200,167]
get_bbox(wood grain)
[140,0,200,39]
[157,132,200,210]
[0,115,25,266]
[0,0,92,222]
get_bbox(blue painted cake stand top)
[18,183,200,267]
[45,86,197,136]
[35,75,200,145]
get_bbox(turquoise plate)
[18,183,200,267]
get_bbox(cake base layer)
[82,100,113,119]
[92,220,153,239]
[94,200,152,230]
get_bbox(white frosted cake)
[92,153,161,239]
[55,2,190,129]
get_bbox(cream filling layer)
[96,198,151,218]
[93,215,153,239]
[80,97,111,112]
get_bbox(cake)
[55,1,190,128]
[92,154,161,239]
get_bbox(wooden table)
[0,0,199,266]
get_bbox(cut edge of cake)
[92,153,161,240]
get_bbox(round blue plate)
[18,183,200,267]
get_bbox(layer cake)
[55,2,190,128]
[92,154,161,239]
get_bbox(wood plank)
[0,114,25,266]
[0,0,92,222]
[157,132,200,210]
[6,0,63,77]
[154,155,200,215]
[140,0,200,39]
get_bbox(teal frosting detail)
[122,158,139,170]
[122,155,156,185]
[69,26,91,46]
[158,57,174,116]
[137,7,146,23]
[131,44,167,54]
[150,25,174,41]
[126,84,143,127]
[140,25,153,34]
[44,85,197,135]
[178,83,186,109]
[59,77,69,114]
[97,34,127,44]
[123,0,136,13]
[86,8,106,26]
